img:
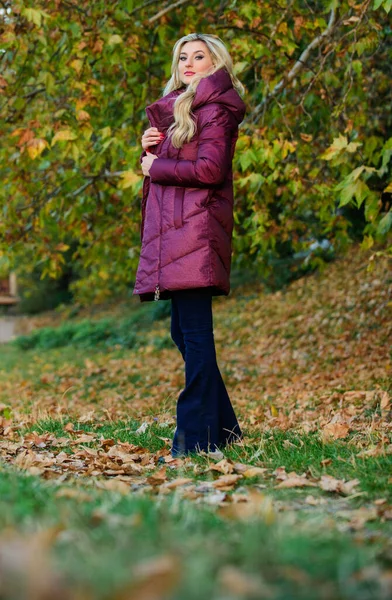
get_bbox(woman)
[133,33,246,456]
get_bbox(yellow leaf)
[70,59,83,75]
[22,8,43,27]
[320,135,348,160]
[270,403,278,417]
[118,170,141,190]
[55,243,70,253]
[108,34,123,45]
[100,126,112,139]
[383,181,392,193]
[26,138,48,160]
[76,110,90,122]
[51,130,78,146]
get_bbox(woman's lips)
[184,72,195,75]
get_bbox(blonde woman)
[133,33,246,456]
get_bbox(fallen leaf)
[147,467,167,486]
[212,474,242,489]
[347,506,378,529]
[242,467,268,478]
[275,475,317,489]
[135,422,149,435]
[55,488,92,502]
[218,565,274,598]
[208,459,234,474]
[319,475,360,496]
[113,555,180,600]
[218,490,276,523]
[380,391,390,412]
[96,479,130,495]
[322,421,350,440]
[161,478,193,490]
[202,491,228,505]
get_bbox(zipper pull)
[154,284,160,301]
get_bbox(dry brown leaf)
[304,495,327,506]
[147,467,167,486]
[242,467,268,478]
[112,555,180,600]
[319,475,360,496]
[380,391,391,412]
[275,475,317,489]
[212,474,242,489]
[347,506,378,529]
[0,528,71,599]
[161,478,193,490]
[232,462,262,474]
[203,491,228,505]
[73,434,96,444]
[322,421,350,440]
[55,488,93,502]
[208,458,234,474]
[96,479,130,495]
[218,565,274,598]
[218,490,276,523]
[272,466,287,481]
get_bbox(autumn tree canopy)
[0,0,391,303]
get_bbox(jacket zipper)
[154,136,181,301]
[155,190,162,301]
[155,180,162,301]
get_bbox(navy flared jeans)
[170,288,242,456]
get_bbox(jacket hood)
[146,68,246,130]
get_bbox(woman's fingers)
[141,128,165,150]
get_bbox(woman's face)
[177,41,214,85]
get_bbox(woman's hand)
[141,153,158,176]
[141,127,164,151]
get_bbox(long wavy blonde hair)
[162,33,244,148]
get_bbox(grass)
[17,417,392,504]
[0,465,388,600]
[0,248,391,598]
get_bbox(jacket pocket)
[174,187,184,229]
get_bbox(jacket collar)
[146,68,245,129]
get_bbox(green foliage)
[12,302,172,350]
[1,1,391,301]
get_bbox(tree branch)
[126,0,162,17]
[247,8,338,125]
[149,0,193,23]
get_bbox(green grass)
[0,466,388,600]
[1,251,391,599]
[10,301,172,351]
[17,418,392,504]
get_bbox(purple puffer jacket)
[132,68,246,302]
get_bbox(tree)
[0,0,391,304]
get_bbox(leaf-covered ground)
[0,248,391,599]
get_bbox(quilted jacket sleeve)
[148,105,235,188]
